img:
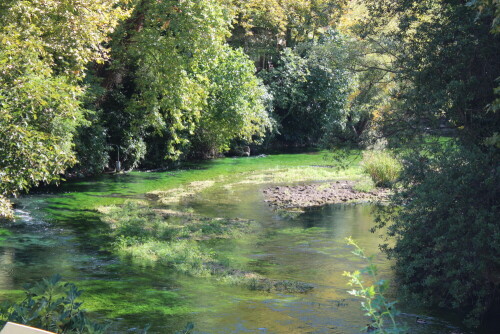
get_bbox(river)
[0,169,482,333]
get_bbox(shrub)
[374,144,500,327]
[0,275,106,333]
[259,30,353,147]
[72,111,110,176]
[361,150,402,187]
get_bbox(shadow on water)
[30,160,218,196]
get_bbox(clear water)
[0,169,490,334]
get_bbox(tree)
[230,0,347,69]
[359,0,500,326]
[336,0,398,146]
[97,0,232,165]
[357,0,500,142]
[468,0,500,116]
[259,30,353,146]
[0,0,129,218]
[375,143,500,327]
[92,0,272,166]
[190,47,272,158]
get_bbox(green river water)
[0,156,491,333]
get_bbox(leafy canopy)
[0,0,129,218]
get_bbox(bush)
[374,144,500,327]
[259,30,353,147]
[361,150,402,187]
[0,275,106,333]
[190,47,272,159]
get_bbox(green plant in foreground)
[361,151,402,188]
[344,237,406,334]
[0,275,106,334]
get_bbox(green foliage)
[0,275,107,333]
[191,47,272,158]
[467,0,500,34]
[351,1,500,328]
[374,143,500,327]
[107,0,232,161]
[103,201,256,276]
[94,0,272,164]
[103,202,256,241]
[0,48,83,195]
[303,31,357,144]
[336,1,401,148]
[121,136,147,171]
[467,0,500,112]
[231,0,346,63]
[0,195,14,220]
[113,237,213,276]
[260,29,353,146]
[72,113,110,175]
[485,132,500,148]
[259,48,310,144]
[361,151,401,187]
[0,0,129,217]
[344,237,406,334]
[359,0,500,144]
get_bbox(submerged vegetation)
[102,201,254,274]
[99,196,317,294]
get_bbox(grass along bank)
[144,151,364,206]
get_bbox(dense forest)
[1,0,499,331]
